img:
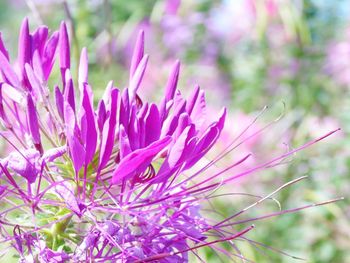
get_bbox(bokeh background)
[0,0,349,262]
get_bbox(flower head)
[0,18,340,262]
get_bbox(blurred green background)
[0,0,349,262]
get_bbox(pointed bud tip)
[172,60,181,73]
[21,17,29,27]
[60,21,67,28]
[138,30,145,38]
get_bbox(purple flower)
[0,18,341,262]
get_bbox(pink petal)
[82,84,97,165]
[119,88,130,129]
[129,30,144,79]
[78,47,88,92]
[190,89,206,129]
[59,21,70,82]
[32,26,48,57]
[111,136,172,184]
[41,146,66,163]
[128,54,149,102]
[27,94,41,147]
[0,83,11,128]
[43,31,59,80]
[99,88,119,170]
[25,63,42,101]
[144,103,161,146]
[64,101,85,173]
[18,18,32,76]
[0,32,9,60]
[119,125,131,159]
[157,125,195,180]
[185,108,226,168]
[32,50,44,83]
[164,60,180,102]
[0,52,20,87]
[102,80,113,105]
[54,85,64,119]
[8,149,40,184]
[97,100,106,132]
[64,70,75,112]
[55,183,83,216]
[1,83,25,104]
[185,84,200,115]
[128,105,140,150]
[174,113,190,139]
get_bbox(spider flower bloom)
[0,19,340,262]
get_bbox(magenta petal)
[128,105,140,150]
[54,85,64,119]
[119,125,132,159]
[174,113,190,139]
[111,136,172,184]
[128,54,149,102]
[119,88,130,129]
[216,107,226,130]
[59,21,70,81]
[179,136,198,164]
[2,83,24,104]
[82,84,97,165]
[161,99,186,137]
[27,94,42,148]
[173,96,186,116]
[0,83,11,128]
[64,101,85,173]
[0,52,20,87]
[190,89,206,128]
[32,51,45,83]
[185,108,226,168]
[78,47,88,91]
[43,31,59,80]
[56,183,83,216]
[185,129,218,169]
[0,33,9,60]
[18,18,32,76]
[97,100,107,132]
[59,21,70,69]
[41,146,66,163]
[102,80,113,104]
[99,88,119,170]
[137,103,148,148]
[157,125,195,180]
[159,98,174,123]
[164,60,180,102]
[197,118,224,153]
[8,149,40,184]
[25,64,42,100]
[32,26,48,57]
[185,84,200,115]
[138,102,149,120]
[80,112,87,146]
[161,114,178,138]
[144,103,161,146]
[64,70,75,112]
[129,30,144,79]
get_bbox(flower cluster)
[0,19,339,262]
